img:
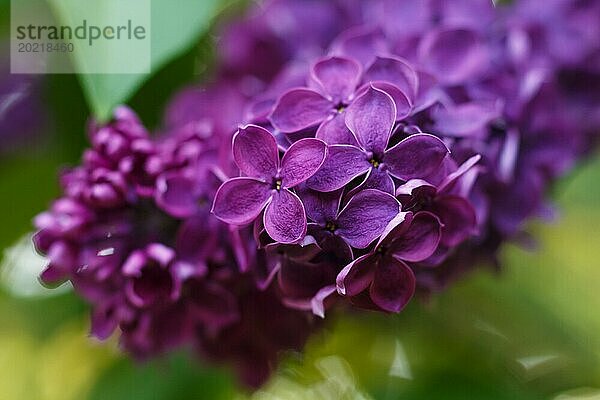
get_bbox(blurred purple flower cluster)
[34,0,600,388]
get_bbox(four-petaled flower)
[212,125,327,244]
[396,154,481,248]
[300,187,402,260]
[269,55,416,146]
[307,86,450,194]
[336,211,442,313]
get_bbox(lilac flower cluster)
[34,96,317,388]
[34,0,599,389]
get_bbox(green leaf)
[46,0,223,121]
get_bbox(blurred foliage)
[46,0,228,121]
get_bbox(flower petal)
[306,145,370,192]
[384,133,449,180]
[336,253,378,296]
[438,154,482,194]
[413,69,440,113]
[316,113,359,146]
[212,177,272,225]
[418,28,488,85]
[263,189,307,244]
[311,285,338,318]
[155,173,200,218]
[345,86,396,155]
[370,257,415,313]
[363,56,418,102]
[280,138,328,188]
[432,102,499,138]
[349,166,395,195]
[431,195,478,247]
[377,211,414,247]
[269,88,333,133]
[309,227,354,262]
[297,186,342,223]
[310,56,362,101]
[388,211,442,262]
[330,26,389,66]
[233,125,279,179]
[370,81,413,120]
[278,258,337,300]
[336,189,401,249]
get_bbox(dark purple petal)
[378,211,414,247]
[269,88,333,133]
[267,235,323,262]
[431,195,478,247]
[309,227,354,262]
[336,253,379,296]
[388,211,442,262]
[316,113,359,146]
[90,305,118,340]
[263,189,307,244]
[363,56,418,102]
[212,178,272,225]
[280,138,327,188]
[278,258,337,301]
[418,28,488,85]
[336,189,401,249]
[187,280,239,329]
[350,165,395,195]
[298,187,342,223]
[306,145,370,192]
[384,134,449,180]
[345,86,396,155]
[310,56,362,101]
[233,125,279,179]
[370,257,415,313]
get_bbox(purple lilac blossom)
[34,103,320,388]
[212,124,327,243]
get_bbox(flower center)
[335,102,347,113]
[369,157,381,168]
[489,118,508,137]
[325,221,337,232]
[272,178,283,191]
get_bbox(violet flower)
[397,154,481,249]
[301,187,401,252]
[307,86,449,194]
[268,55,416,143]
[337,211,442,312]
[212,124,327,243]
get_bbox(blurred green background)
[1,0,599,399]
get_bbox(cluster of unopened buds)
[33,0,600,388]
